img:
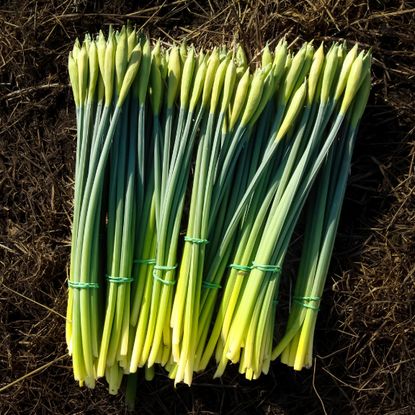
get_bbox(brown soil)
[1,1,414,414]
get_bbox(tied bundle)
[66,25,371,399]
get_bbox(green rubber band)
[106,275,134,283]
[251,262,281,273]
[68,280,100,289]
[202,280,221,289]
[273,299,279,305]
[152,270,176,286]
[293,299,320,311]
[229,264,252,272]
[184,236,209,244]
[152,264,178,286]
[293,296,321,301]
[153,264,178,271]
[134,258,156,265]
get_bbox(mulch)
[1,1,414,414]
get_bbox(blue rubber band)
[184,236,209,244]
[68,280,100,289]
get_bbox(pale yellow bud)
[351,73,371,128]
[189,59,207,112]
[117,44,142,107]
[261,44,273,68]
[229,68,250,131]
[115,26,128,93]
[87,40,99,101]
[104,32,116,106]
[320,44,340,104]
[96,31,106,80]
[280,44,307,105]
[77,44,88,105]
[307,43,325,105]
[150,59,163,115]
[240,69,266,126]
[68,52,80,107]
[339,51,365,114]
[334,43,358,102]
[294,43,314,91]
[209,56,229,114]
[72,38,81,60]
[272,39,288,85]
[202,48,220,108]
[236,44,248,69]
[137,37,152,105]
[97,74,105,103]
[220,60,237,113]
[276,80,307,141]
[127,28,137,58]
[180,41,187,64]
[180,47,196,108]
[249,71,276,126]
[167,47,181,109]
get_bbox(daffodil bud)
[240,69,266,126]
[77,43,88,105]
[307,43,325,105]
[150,59,163,115]
[180,47,196,109]
[68,52,80,107]
[334,43,358,102]
[198,50,205,66]
[115,26,128,94]
[351,73,371,128]
[294,43,314,91]
[180,41,187,64]
[220,60,237,113]
[272,39,288,85]
[104,32,116,106]
[320,44,340,104]
[276,80,307,141]
[261,44,273,68]
[167,46,181,109]
[249,71,276,126]
[202,48,219,108]
[339,51,365,115]
[97,74,105,103]
[229,68,250,131]
[127,28,137,58]
[96,31,106,80]
[137,37,152,105]
[189,59,207,112]
[72,38,81,60]
[236,44,248,69]
[280,43,307,105]
[87,40,99,101]
[117,44,142,107]
[209,56,229,114]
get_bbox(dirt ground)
[1,1,414,414]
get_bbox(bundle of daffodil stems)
[66,25,371,398]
